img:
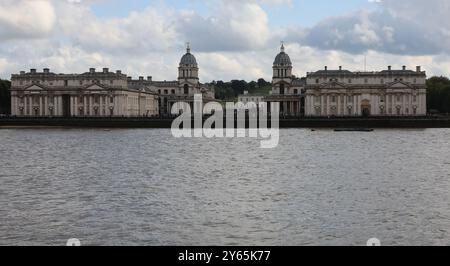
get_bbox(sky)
[1,0,450,82]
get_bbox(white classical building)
[304,66,427,116]
[265,44,305,116]
[128,44,215,116]
[238,91,266,105]
[10,68,159,117]
[10,45,215,117]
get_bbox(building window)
[348,95,353,102]
[64,80,68,86]
[413,96,417,102]
[397,95,401,102]
[164,89,168,95]
[364,78,368,84]
[280,84,285,95]
[294,89,298,94]
[171,89,175,94]
[331,96,336,103]
[184,84,189,94]
[348,79,352,84]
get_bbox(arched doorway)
[361,99,371,117]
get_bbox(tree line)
[0,79,11,114]
[426,76,450,114]
[212,78,272,100]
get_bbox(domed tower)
[272,43,293,95]
[178,43,199,95]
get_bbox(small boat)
[334,128,374,132]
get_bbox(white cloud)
[177,0,271,52]
[0,0,56,40]
[0,0,450,82]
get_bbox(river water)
[1,128,450,246]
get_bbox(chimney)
[139,76,144,81]
[388,66,392,71]
[147,76,152,82]
[103,68,109,73]
[30,69,36,74]
[324,66,328,71]
[116,70,122,75]
[416,66,421,73]
[339,66,342,71]
[89,68,95,74]
[43,68,50,74]
[127,77,132,81]
[402,66,406,70]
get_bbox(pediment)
[388,81,411,89]
[321,82,346,88]
[84,84,107,91]
[24,84,45,91]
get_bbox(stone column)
[337,95,341,116]
[29,96,33,116]
[39,96,43,116]
[74,97,78,116]
[44,97,48,116]
[89,96,93,116]
[24,97,27,116]
[100,96,104,116]
[83,96,87,116]
[11,96,15,116]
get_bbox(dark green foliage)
[426,76,450,113]
[0,79,11,114]
[212,78,272,100]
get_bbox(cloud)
[0,0,56,40]
[291,0,450,56]
[177,0,271,52]
[1,0,450,82]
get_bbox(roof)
[273,44,292,66]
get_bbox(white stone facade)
[127,45,215,116]
[305,66,427,116]
[238,91,265,105]
[10,46,216,117]
[265,44,305,116]
[10,68,159,117]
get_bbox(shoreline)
[2,117,450,129]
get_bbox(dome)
[273,43,292,66]
[180,44,198,66]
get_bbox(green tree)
[0,79,11,115]
[426,76,450,113]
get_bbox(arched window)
[280,84,285,95]
[184,84,189,95]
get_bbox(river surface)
[1,128,450,246]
